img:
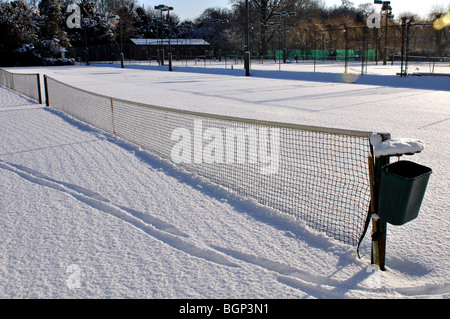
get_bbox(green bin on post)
[378,160,432,226]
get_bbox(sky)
[140,0,450,21]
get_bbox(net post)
[37,74,43,105]
[43,75,50,107]
[245,51,250,76]
[370,132,390,271]
[168,53,173,71]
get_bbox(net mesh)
[0,69,41,103]
[46,76,374,246]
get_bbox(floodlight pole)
[374,1,393,65]
[344,26,349,73]
[313,29,317,72]
[272,11,296,64]
[155,4,170,66]
[211,19,229,62]
[383,6,389,65]
[166,6,174,71]
[400,17,407,77]
[245,0,250,76]
[109,15,123,68]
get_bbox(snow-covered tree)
[0,1,39,65]
[37,0,70,56]
[63,0,116,47]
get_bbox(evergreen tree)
[63,0,115,47]
[0,1,38,66]
[37,0,70,56]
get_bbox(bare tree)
[428,5,449,57]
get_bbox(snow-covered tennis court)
[0,62,448,298]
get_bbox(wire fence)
[68,23,448,76]
[0,69,42,103]
[44,75,377,247]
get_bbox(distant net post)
[168,52,173,72]
[245,51,250,76]
[43,75,50,107]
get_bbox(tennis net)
[45,75,376,247]
[0,69,41,103]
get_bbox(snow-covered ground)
[0,62,449,299]
[120,58,450,76]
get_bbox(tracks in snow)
[0,159,344,292]
[0,160,237,268]
[1,159,448,298]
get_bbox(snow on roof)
[131,39,210,46]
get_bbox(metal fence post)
[400,17,407,77]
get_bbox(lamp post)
[154,4,173,66]
[244,0,250,76]
[151,17,161,64]
[154,4,174,69]
[83,22,91,65]
[374,1,393,65]
[344,26,349,73]
[273,11,296,63]
[267,21,281,65]
[154,5,165,66]
[165,6,174,71]
[109,15,123,68]
[211,19,229,62]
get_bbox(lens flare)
[337,72,360,83]
[433,18,444,30]
[443,13,450,24]
[433,13,450,30]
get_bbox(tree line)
[0,0,448,66]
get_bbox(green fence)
[222,49,379,62]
